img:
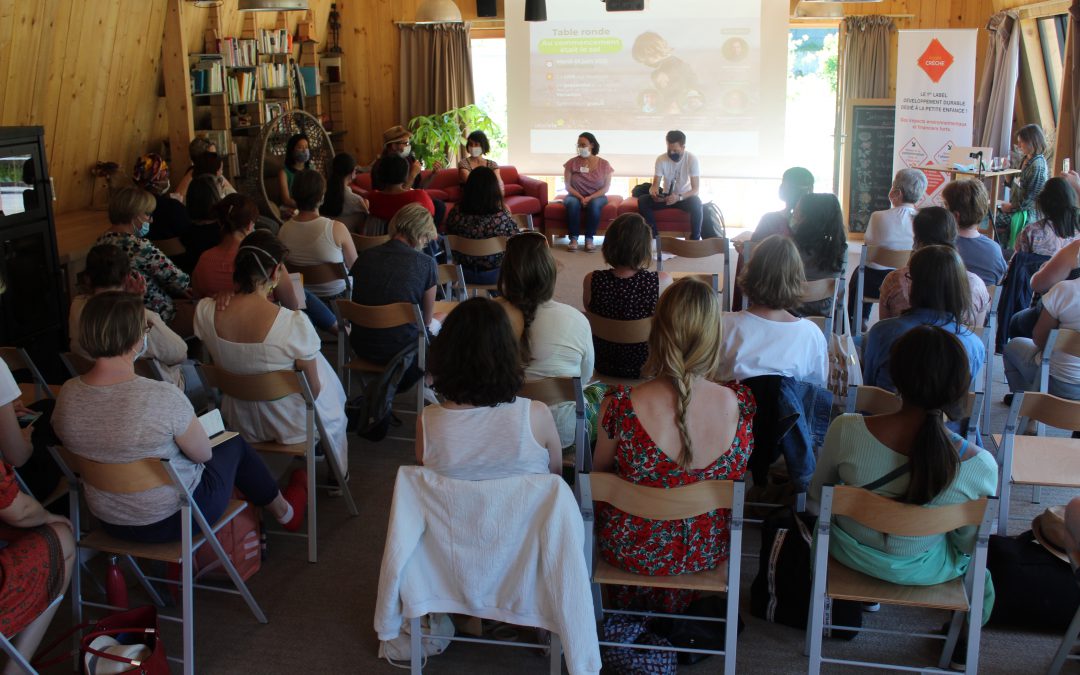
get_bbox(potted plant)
[407,104,504,170]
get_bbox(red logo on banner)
[924,170,946,196]
[918,39,954,83]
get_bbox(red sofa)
[351,166,547,228]
[543,195,693,241]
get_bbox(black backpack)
[988,530,1080,630]
[750,506,862,639]
[350,343,417,442]
[701,202,726,240]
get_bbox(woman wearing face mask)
[277,133,312,218]
[458,130,504,194]
[96,187,194,335]
[562,132,613,252]
[131,153,191,243]
[54,291,308,544]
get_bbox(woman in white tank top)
[417,298,562,480]
[278,169,358,298]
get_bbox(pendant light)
[238,0,309,11]
[525,0,547,21]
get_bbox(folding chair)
[655,236,731,310]
[854,246,911,338]
[585,312,651,388]
[444,235,509,298]
[333,300,427,440]
[807,485,995,674]
[60,351,167,382]
[974,285,1000,439]
[285,260,352,301]
[994,392,1080,535]
[197,365,358,562]
[846,386,982,444]
[0,594,63,675]
[1049,547,1080,674]
[519,377,587,488]
[0,347,59,402]
[436,263,467,302]
[511,213,535,232]
[49,447,267,675]
[351,232,390,253]
[579,472,745,674]
[801,277,840,337]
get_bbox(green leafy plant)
[408,104,504,170]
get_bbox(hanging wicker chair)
[240,110,334,223]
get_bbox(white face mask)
[398,144,412,158]
[134,333,148,361]
[468,146,483,158]
[577,147,591,158]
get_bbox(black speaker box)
[606,0,645,10]
[476,0,497,17]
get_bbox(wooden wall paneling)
[25,1,62,128]
[78,2,123,210]
[49,0,95,212]
[0,1,44,124]
[163,0,195,179]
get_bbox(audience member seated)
[995,124,1049,249]
[1016,176,1080,256]
[863,245,985,391]
[752,167,815,242]
[583,214,671,380]
[719,235,828,386]
[191,151,235,197]
[810,325,997,625]
[0,364,74,663]
[320,153,368,233]
[562,132,613,252]
[593,277,753,612]
[369,125,446,226]
[418,297,561,478]
[445,166,518,285]
[132,153,190,243]
[1003,273,1080,400]
[350,204,441,394]
[879,207,990,327]
[849,168,926,331]
[1032,238,1080,295]
[791,193,847,318]
[192,195,337,334]
[638,130,703,240]
[193,231,349,478]
[182,173,225,268]
[366,155,436,226]
[175,136,235,200]
[0,358,62,509]
[70,244,189,391]
[54,292,307,543]
[276,133,312,219]
[497,232,594,449]
[943,179,1007,285]
[278,169,358,299]
[97,187,194,335]
[457,130,504,194]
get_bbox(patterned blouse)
[1016,218,1080,257]
[587,269,660,379]
[1009,154,1048,215]
[597,384,755,612]
[96,231,190,322]
[445,208,517,271]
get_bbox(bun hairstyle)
[498,232,556,364]
[642,277,723,468]
[888,326,970,505]
[213,193,259,236]
[428,297,524,406]
[233,230,288,294]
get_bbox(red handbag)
[35,605,169,675]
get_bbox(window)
[1037,15,1067,121]
[470,37,508,164]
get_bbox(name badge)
[579,166,590,173]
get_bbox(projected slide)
[506,0,788,177]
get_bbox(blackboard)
[845,99,896,235]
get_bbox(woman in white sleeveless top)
[418,297,562,480]
[278,169,358,298]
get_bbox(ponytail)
[905,408,960,505]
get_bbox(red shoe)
[288,468,308,489]
[281,471,308,532]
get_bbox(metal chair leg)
[1048,604,1080,674]
[181,506,195,675]
[123,555,165,607]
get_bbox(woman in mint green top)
[809,326,999,623]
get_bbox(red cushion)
[498,166,521,184]
[618,197,691,223]
[503,183,525,197]
[426,189,450,201]
[505,196,542,215]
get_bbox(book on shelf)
[191,57,224,95]
[298,66,319,97]
[264,101,285,121]
[218,37,258,68]
[259,62,290,89]
[227,71,258,104]
[259,28,292,55]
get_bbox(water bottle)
[106,556,129,609]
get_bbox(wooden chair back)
[285,260,350,287]
[351,233,390,252]
[657,236,728,259]
[587,472,736,520]
[801,277,838,304]
[155,237,186,258]
[445,235,510,258]
[511,213,534,231]
[846,386,901,415]
[198,364,304,402]
[518,377,581,407]
[0,346,54,400]
[335,300,419,330]
[61,352,165,381]
[363,215,389,236]
[1016,392,1080,432]
[828,485,988,537]
[437,263,466,300]
[863,245,912,270]
[56,446,171,495]
[586,312,652,345]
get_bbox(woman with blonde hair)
[497,231,593,448]
[593,277,754,611]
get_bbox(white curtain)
[973,11,1020,158]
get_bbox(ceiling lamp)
[238,0,309,11]
[415,0,464,22]
[525,0,547,21]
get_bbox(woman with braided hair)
[496,231,593,449]
[593,277,754,612]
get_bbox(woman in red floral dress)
[593,277,754,612]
